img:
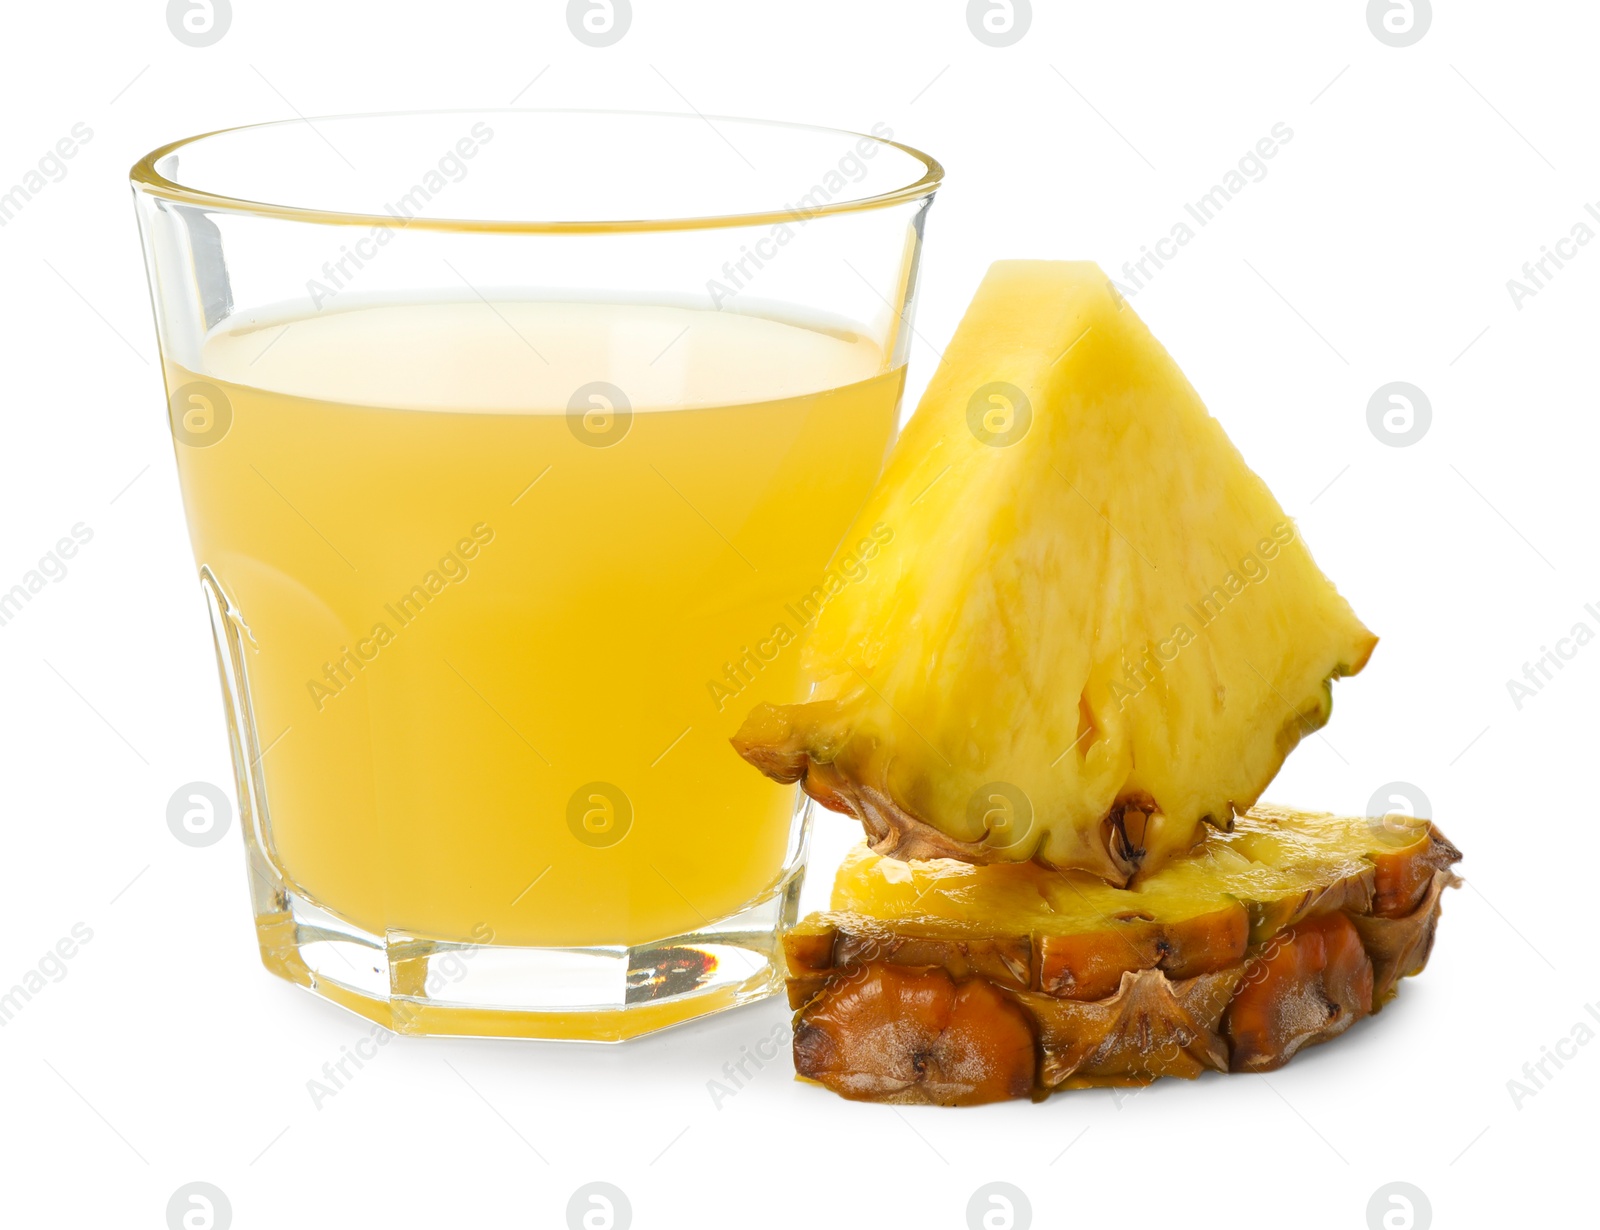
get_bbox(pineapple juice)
[167,298,901,950]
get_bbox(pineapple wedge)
[787,807,1460,1104]
[734,262,1375,883]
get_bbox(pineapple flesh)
[787,807,1460,1104]
[733,262,1376,883]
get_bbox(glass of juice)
[130,111,939,1039]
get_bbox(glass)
[131,110,940,1039]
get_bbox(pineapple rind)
[786,806,1459,1103]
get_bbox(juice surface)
[169,299,902,947]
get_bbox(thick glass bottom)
[248,848,801,1042]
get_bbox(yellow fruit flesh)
[826,805,1420,944]
[735,261,1375,881]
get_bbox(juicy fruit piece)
[824,804,1440,947]
[734,261,1375,882]
[785,806,1459,1103]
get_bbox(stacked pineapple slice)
[733,262,1460,1104]
[788,808,1457,1103]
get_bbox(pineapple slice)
[786,806,1459,1104]
[734,262,1375,882]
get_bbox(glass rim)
[129,108,944,235]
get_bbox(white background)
[2,2,1595,1227]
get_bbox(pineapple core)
[733,261,1374,883]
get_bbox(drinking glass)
[131,110,940,1039]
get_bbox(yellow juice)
[167,299,901,950]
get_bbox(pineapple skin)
[734,262,1376,883]
[785,807,1460,1104]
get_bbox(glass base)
[250,860,801,1042]
[204,568,808,1042]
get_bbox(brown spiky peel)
[784,808,1459,1103]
